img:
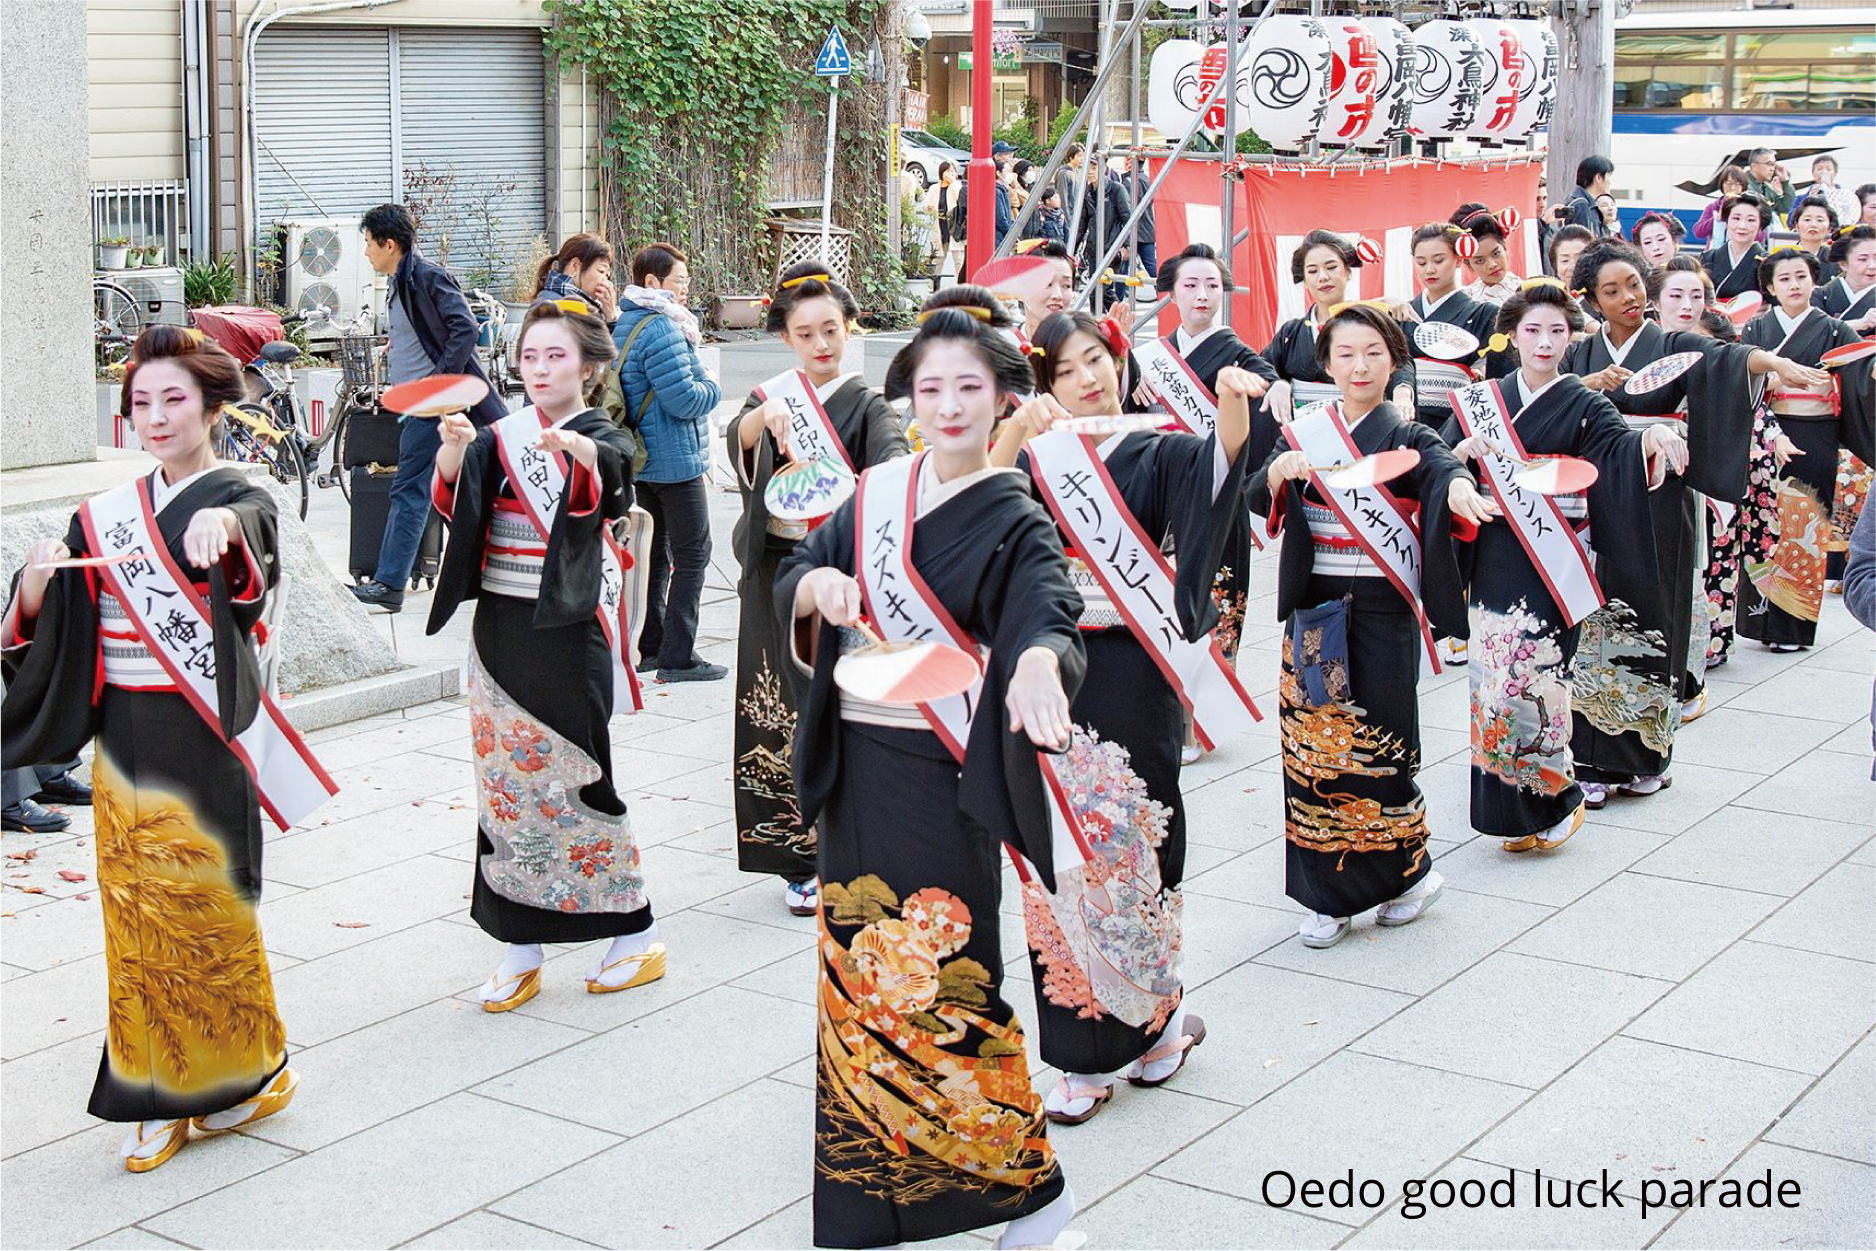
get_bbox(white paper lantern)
[1506,18,1559,140]
[1357,16,1416,151]
[1320,19,1385,148]
[1407,19,1486,139]
[1242,14,1334,152]
[1147,39,1206,141]
[1464,17,1525,141]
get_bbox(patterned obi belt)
[1302,503,1383,578]
[1768,389,1836,418]
[100,590,178,691]
[1414,359,1476,406]
[1064,552,1127,631]
[482,498,545,598]
[765,514,810,541]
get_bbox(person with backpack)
[607,243,724,682]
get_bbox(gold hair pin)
[917,305,992,323]
[552,297,593,315]
[780,273,832,290]
[1520,275,1565,291]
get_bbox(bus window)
[1734,29,1875,61]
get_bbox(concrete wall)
[3,2,98,471]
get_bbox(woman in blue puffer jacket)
[610,242,725,682]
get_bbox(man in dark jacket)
[1565,155,1615,236]
[351,202,506,611]
[1126,155,1158,279]
[1077,153,1133,311]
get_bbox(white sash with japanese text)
[752,369,855,469]
[492,407,643,713]
[79,479,337,830]
[1026,430,1261,751]
[1133,337,1219,435]
[1448,381,1604,626]
[1281,403,1442,670]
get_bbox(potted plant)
[99,237,130,269]
[125,244,144,269]
[142,245,164,267]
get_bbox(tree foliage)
[544,0,905,317]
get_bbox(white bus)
[1609,6,1874,231]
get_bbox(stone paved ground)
[3,339,1872,1249]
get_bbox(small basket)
[339,334,386,394]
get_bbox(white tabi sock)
[589,923,661,983]
[998,1181,1079,1249]
[480,943,543,1002]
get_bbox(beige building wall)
[88,0,184,183]
[85,0,603,261]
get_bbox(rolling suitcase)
[348,466,446,590]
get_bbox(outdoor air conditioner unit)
[277,218,377,341]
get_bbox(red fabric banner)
[1146,156,1544,349]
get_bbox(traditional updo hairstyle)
[1029,310,1123,394]
[1289,229,1363,284]
[882,292,1031,402]
[1411,221,1466,255]
[1756,245,1823,295]
[922,281,1016,327]
[1698,309,1740,342]
[1789,195,1839,236]
[532,232,614,297]
[1155,241,1233,295]
[120,325,247,438]
[765,260,861,334]
[1645,253,1713,304]
[1720,191,1769,234]
[1019,238,1076,271]
[1495,280,1588,340]
[1313,303,1411,372]
[1452,203,1508,246]
[1568,238,1652,311]
[1828,223,1876,266]
[517,298,618,403]
[1629,210,1686,250]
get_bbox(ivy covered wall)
[544,0,906,318]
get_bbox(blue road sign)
[814,26,851,77]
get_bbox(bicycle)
[219,400,310,519]
[95,276,140,370]
[466,288,521,401]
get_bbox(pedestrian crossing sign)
[814,26,851,77]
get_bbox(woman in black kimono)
[1738,247,1876,651]
[1563,241,1816,806]
[1395,224,1503,423]
[1145,242,1279,663]
[1452,205,1523,306]
[3,328,316,1172]
[728,264,908,915]
[989,308,1258,1124]
[1812,225,1876,329]
[428,301,660,1011]
[1700,193,1771,301]
[1441,283,1681,851]
[1263,230,1415,422]
[1791,197,1842,285]
[776,305,1084,1250]
[1248,306,1493,948]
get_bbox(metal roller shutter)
[398,28,547,290]
[253,27,395,243]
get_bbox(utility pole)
[965,0,994,282]
[1546,0,1615,206]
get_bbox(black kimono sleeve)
[1396,423,1472,638]
[1825,318,1876,468]
[1143,431,1252,639]
[1661,329,1758,503]
[1575,388,1663,591]
[726,390,775,586]
[3,511,100,769]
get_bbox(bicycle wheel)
[330,406,354,501]
[95,280,140,369]
[222,406,310,520]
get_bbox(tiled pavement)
[3,350,1872,1248]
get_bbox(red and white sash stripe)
[1026,431,1260,751]
[491,407,643,713]
[79,479,337,830]
[855,454,1087,875]
[1449,380,1604,626]
[1281,403,1442,670]
[1133,337,1219,436]
[753,369,856,469]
